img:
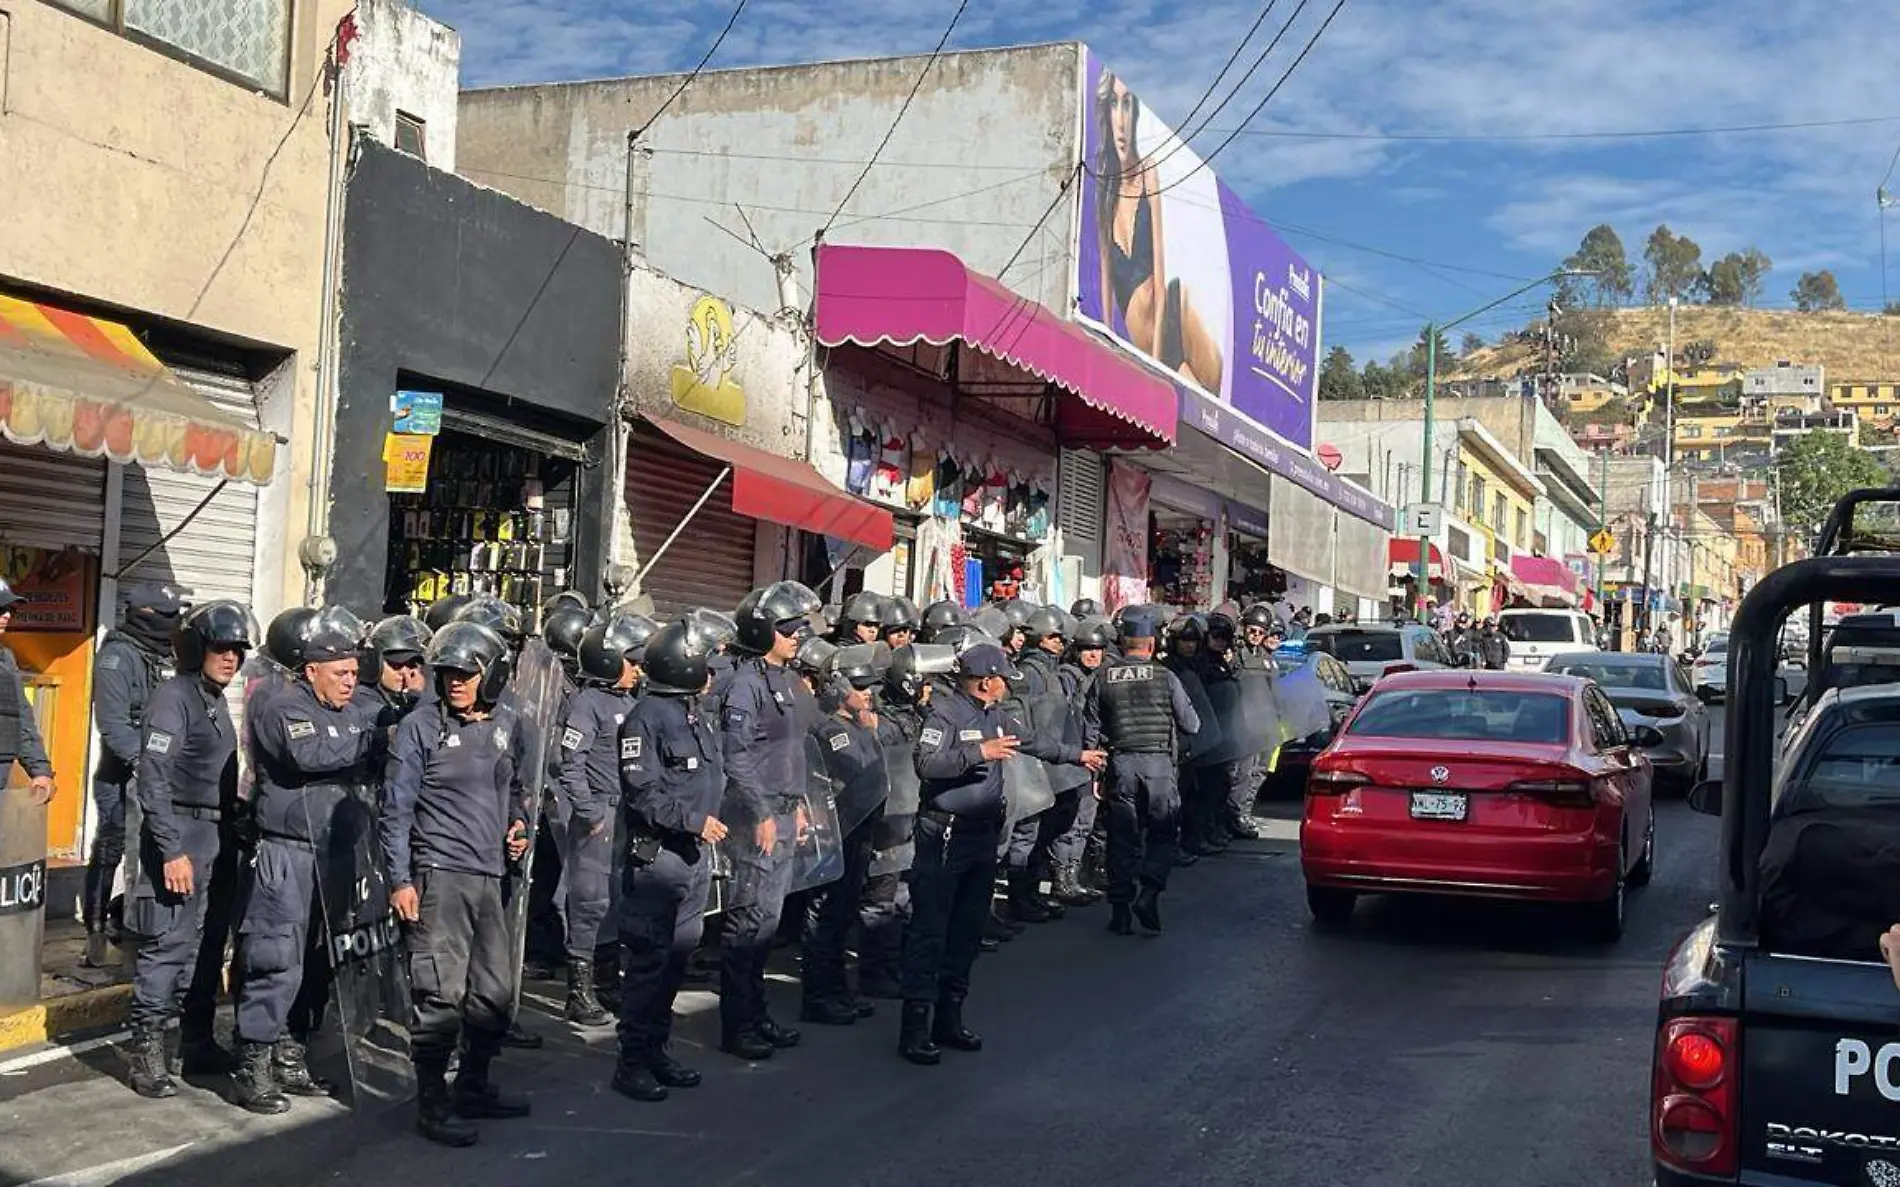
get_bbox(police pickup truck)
[1656,552,1900,1186]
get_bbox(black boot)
[1052,863,1100,906]
[272,1037,333,1097]
[125,1027,176,1099]
[1007,872,1052,924]
[1132,884,1163,934]
[592,948,623,1014]
[984,908,1018,942]
[565,959,613,1028]
[1028,871,1067,919]
[931,998,983,1052]
[416,1062,479,1147]
[649,1046,702,1088]
[180,1034,237,1076]
[1227,816,1263,840]
[1107,903,1135,936]
[453,1051,532,1119]
[610,1053,668,1102]
[755,1014,802,1048]
[800,992,859,1025]
[231,1040,290,1115]
[500,1019,543,1049]
[898,1002,941,1066]
[721,1029,775,1061]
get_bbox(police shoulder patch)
[919,727,944,747]
[285,719,317,740]
[98,652,121,671]
[828,731,851,752]
[957,729,983,742]
[561,726,584,751]
[145,731,173,754]
[620,736,641,761]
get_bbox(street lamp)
[1412,269,1596,617]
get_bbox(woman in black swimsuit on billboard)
[1094,69,1224,393]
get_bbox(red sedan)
[1300,669,1658,941]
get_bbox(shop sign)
[671,296,746,427]
[1178,387,1395,531]
[0,858,45,916]
[1148,472,1223,521]
[392,390,443,436]
[1226,500,1269,540]
[1077,49,1321,451]
[382,432,433,494]
[0,545,90,632]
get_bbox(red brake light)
[1308,768,1369,796]
[1382,661,1416,675]
[1506,776,1598,808]
[1652,1017,1737,1178]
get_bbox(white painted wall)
[345,0,462,170]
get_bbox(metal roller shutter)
[1333,513,1389,604]
[626,423,756,616]
[116,366,260,615]
[1055,448,1104,573]
[0,442,107,552]
[1267,475,1336,587]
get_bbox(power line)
[1174,0,1309,153]
[1171,0,1284,136]
[632,0,750,139]
[815,0,970,242]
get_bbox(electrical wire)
[815,0,970,242]
[632,0,750,140]
[1170,0,1284,137]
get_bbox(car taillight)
[1506,776,1598,809]
[1308,768,1369,796]
[1382,661,1416,675]
[1648,703,1684,720]
[1652,1017,1737,1177]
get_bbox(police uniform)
[126,673,238,1059]
[611,690,722,1098]
[0,643,51,800]
[1046,656,1104,900]
[87,594,178,946]
[858,690,922,999]
[1083,637,1201,933]
[1001,647,1091,919]
[716,656,806,1051]
[1187,648,1244,853]
[801,709,885,1023]
[555,683,636,1003]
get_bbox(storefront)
[811,245,1177,610]
[328,138,623,619]
[1224,501,1275,605]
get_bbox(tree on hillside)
[1682,338,1718,367]
[1553,307,1615,376]
[1701,248,1772,306]
[1776,430,1890,535]
[1459,331,1486,357]
[1791,270,1847,312]
[1563,224,1635,307]
[1643,225,1705,303]
[1360,359,1407,400]
[1319,346,1364,401]
[1408,326,1454,378]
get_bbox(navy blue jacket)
[719,658,805,820]
[619,692,723,841]
[381,701,527,887]
[914,687,1011,819]
[136,674,237,861]
[559,685,637,834]
[251,680,382,844]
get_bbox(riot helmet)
[968,604,1010,640]
[453,595,525,646]
[1240,603,1277,630]
[884,642,956,705]
[643,616,720,696]
[879,596,921,639]
[542,589,591,619]
[263,607,320,669]
[793,634,840,678]
[542,605,592,663]
[423,593,473,634]
[934,624,1001,655]
[837,591,889,638]
[996,598,1035,630]
[1206,610,1238,647]
[1070,598,1102,619]
[1168,613,1208,644]
[427,621,512,706]
[366,615,431,667]
[1072,616,1115,651]
[734,580,820,655]
[578,613,658,684]
[176,599,259,675]
[686,607,739,652]
[832,642,886,690]
[1024,606,1073,648]
[920,600,967,641]
[302,606,366,665]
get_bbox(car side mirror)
[1629,724,1667,748]
[1687,780,1722,816]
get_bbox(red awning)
[644,415,894,552]
[1388,538,1447,580]
[813,244,1177,449]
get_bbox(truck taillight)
[1652,1017,1738,1178]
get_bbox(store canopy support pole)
[635,465,732,586]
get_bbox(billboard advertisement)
[1077,50,1321,451]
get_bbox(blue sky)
[419,0,1900,369]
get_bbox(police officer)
[1048,615,1112,906]
[878,596,920,649]
[121,601,253,1098]
[382,622,534,1147]
[1083,608,1201,936]
[857,643,950,1000]
[832,591,888,646]
[1479,616,1512,670]
[354,615,433,716]
[422,593,473,634]
[717,580,819,1060]
[531,600,593,979]
[609,616,728,1102]
[0,577,55,812]
[542,603,593,685]
[1003,608,1105,923]
[556,613,656,1027]
[919,600,967,644]
[1164,615,1220,857]
[85,583,183,966]
[694,607,741,699]
[1070,598,1102,620]
[897,643,1024,1066]
[790,634,840,734]
[801,645,889,1025]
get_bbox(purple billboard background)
[1076,49,1321,452]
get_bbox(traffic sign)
[1588,529,1615,555]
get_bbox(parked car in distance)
[1265,646,1362,797]
[1499,608,1599,672]
[1301,669,1658,940]
[1303,623,1454,694]
[1544,652,1710,794]
[1689,635,1728,701]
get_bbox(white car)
[1498,608,1600,672]
[1689,636,1728,701]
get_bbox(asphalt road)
[0,722,1729,1187]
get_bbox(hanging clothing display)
[1103,459,1151,613]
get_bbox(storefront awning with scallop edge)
[0,294,276,486]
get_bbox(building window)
[1492,492,1507,533]
[394,112,428,160]
[1514,507,1528,550]
[46,0,291,96]
[1878,405,1891,417]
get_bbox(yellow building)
[1830,381,1900,425]
[1447,418,1544,614]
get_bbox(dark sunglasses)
[775,618,809,638]
[386,656,424,671]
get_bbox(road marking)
[18,1142,197,1186]
[0,1030,130,1075]
[1252,818,1301,842]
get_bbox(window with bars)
[46,0,291,96]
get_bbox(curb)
[0,985,131,1053]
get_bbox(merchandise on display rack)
[1150,510,1215,610]
[1227,535,1284,604]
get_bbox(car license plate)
[1410,791,1467,821]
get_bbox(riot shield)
[818,728,890,837]
[1237,667,1284,759]
[1171,665,1226,767]
[791,745,845,893]
[1001,753,1056,837]
[869,734,920,875]
[503,641,564,1000]
[1190,675,1253,767]
[868,841,915,877]
[1273,664,1333,744]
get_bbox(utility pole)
[1595,447,1608,611]
[1639,509,1659,642]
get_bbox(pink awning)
[1510,554,1578,591]
[814,245,1177,449]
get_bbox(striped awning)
[0,294,276,485]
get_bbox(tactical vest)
[1094,657,1175,753]
[0,654,22,762]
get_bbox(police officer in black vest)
[610,616,728,1103]
[555,613,655,1027]
[0,577,55,816]
[382,622,534,1147]
[85,582,182,966]
[234,607,378,1115]
[1083,607,1201,936]
[801,644,888,1025]
[897,643,1023,1066]
[122,600,254,1098]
